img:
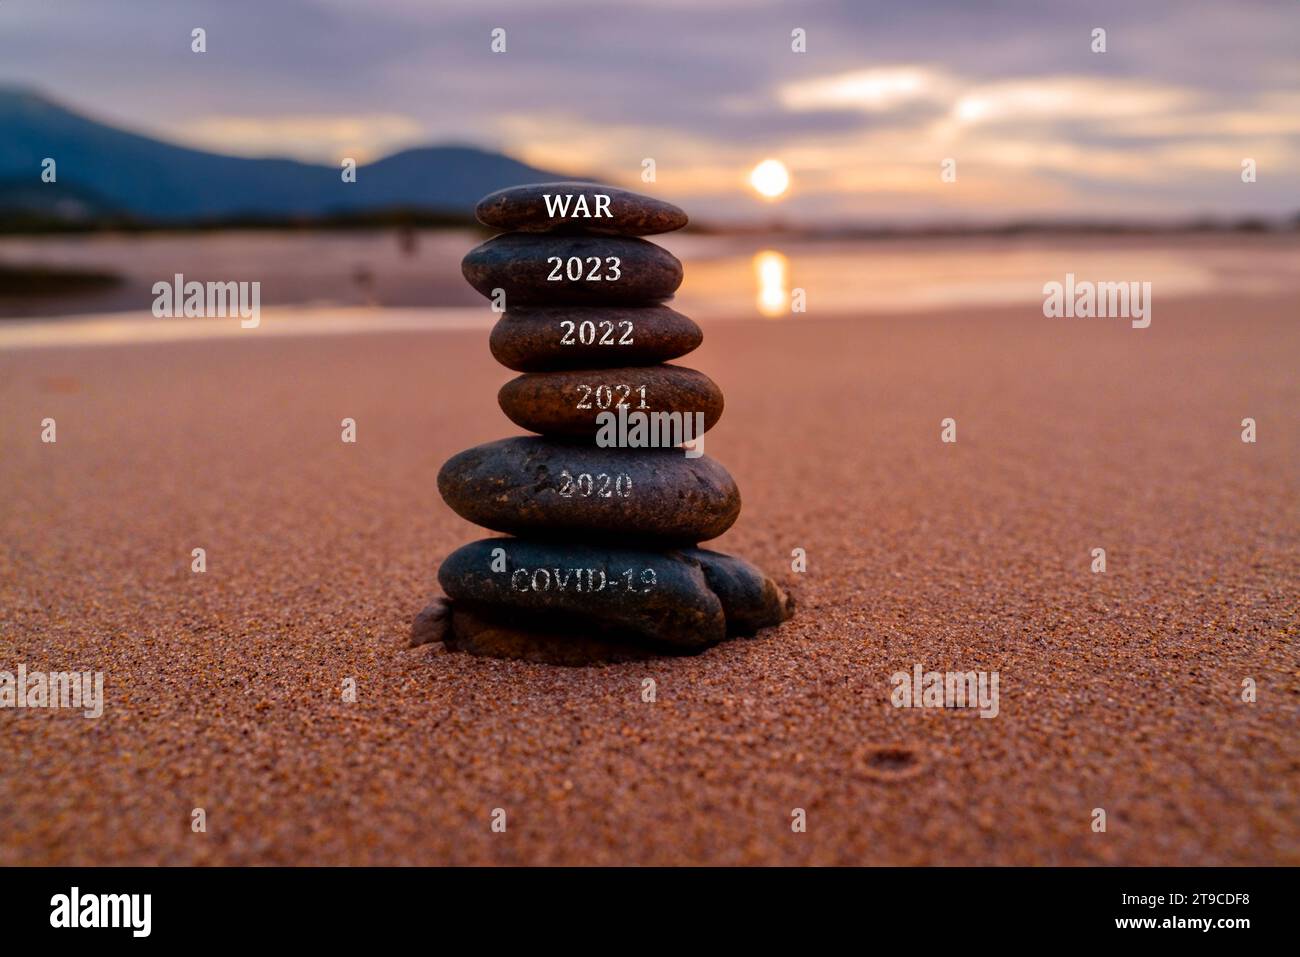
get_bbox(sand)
[0,294,1296,865]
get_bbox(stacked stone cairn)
[412,183,792,664]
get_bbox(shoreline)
[4,231,1298,332]
[1,280,1293,351]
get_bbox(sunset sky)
[3,0,1297,224]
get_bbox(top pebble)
[476,182,688,236]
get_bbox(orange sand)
[0,294,1295,864]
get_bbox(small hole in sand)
[858,744,926,782]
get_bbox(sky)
[2,0,1297,224]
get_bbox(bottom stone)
[427,538,794,663]
[446,605,663,665]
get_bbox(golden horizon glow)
[171,113,424,164]
[749,159,790,199]
[149,70,1294,221]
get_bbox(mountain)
[0,87,572,223]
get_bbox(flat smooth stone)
[435,541,793,656]
[681,548,794,636]
[476,182,688,236]
[438,539,727,648]
[461,233,682,306]
[498,364,724,439]
[489,305,703,372]
[437,436,740,544]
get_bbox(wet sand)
[0,294,1296,865]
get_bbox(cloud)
[949,77,1193,126]
[778,67,956,112]
[0,0,1296,221]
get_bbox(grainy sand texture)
[1,293,1296,865]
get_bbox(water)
[1,229,1296,332]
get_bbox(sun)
[749,159,790,199]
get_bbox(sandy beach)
[1,292,1296,866]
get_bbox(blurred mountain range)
[0,87,569,227]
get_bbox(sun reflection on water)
[753,249,789,317]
